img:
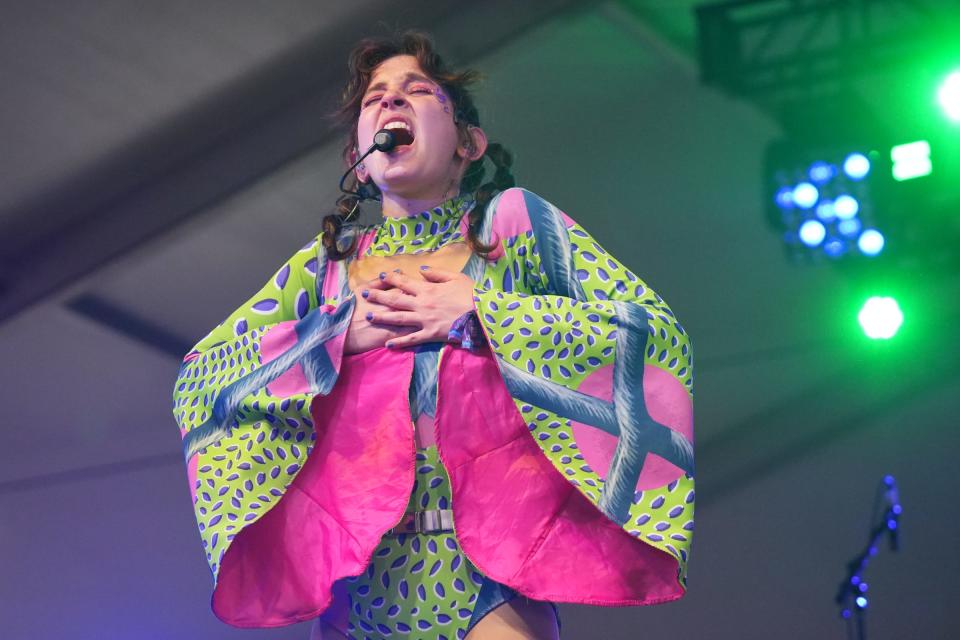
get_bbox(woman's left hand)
[361,266,476,349]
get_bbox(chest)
[346,240,473,292]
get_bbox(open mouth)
[382,120,415,146]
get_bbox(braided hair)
[322,31,515,261]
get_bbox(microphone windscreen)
[373,128,413,151]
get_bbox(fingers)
[377,269,423,295]
[417,265,457,282]
[364,310,420,327]
[364,287,417,310]
[385,330,430,350]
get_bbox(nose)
[380,91,407,109]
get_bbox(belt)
[386,509,454,535]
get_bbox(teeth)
[383,121,410,130]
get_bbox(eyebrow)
[364,72,435,95]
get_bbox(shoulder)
[486,187,577,240]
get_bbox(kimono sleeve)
[172,233,354,581]
[472,188,695,586]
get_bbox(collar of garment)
[366,195,474,256]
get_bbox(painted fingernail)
[393,268,402,273]
[385,342,394,349]
[362,289,369,298]
[378,271,386,280]
[420,265,429,270]
[365,312,373,321]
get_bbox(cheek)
[356,114,378,148]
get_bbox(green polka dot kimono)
[172,188,694,635]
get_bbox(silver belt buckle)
[390,509,453,535]
[417,509,453,533]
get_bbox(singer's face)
[356,55,464,200]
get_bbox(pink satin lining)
[211,347,415,627]
[210,343,682,627]
[435,346,683,605]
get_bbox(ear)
[458,126,488,161]
[350,148,369,182]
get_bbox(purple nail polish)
[378,272,386,280]
[420,265,429,270]
[365,311,373,321]
[362,289,369,298]
[385,342,394,349]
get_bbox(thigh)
[464,596,560,640]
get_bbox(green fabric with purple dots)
[343,445,484,640]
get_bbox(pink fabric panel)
[490,188,534,238]
[323,329,346,375]
[186,454,198,503]
[260,321,310,397]
[322,259,342,303]
[571,364,694,491]
[435,346,683,606]
[354,228,376,258]
[414,413,437,449]
[211,347,415,627]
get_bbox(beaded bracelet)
[447,311,486,350]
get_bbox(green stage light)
[938,70,960,122]
[858,297,904,340]
[890,140,932,181]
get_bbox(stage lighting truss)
[696,0,957,100]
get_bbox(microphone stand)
[834,475,902,640]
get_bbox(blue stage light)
[793,182,819,209]
[834,195,859,219]
[808,161,835,184]
[799,220,827,246]
[858,229,885,256]
[824,237,846,258]
[815,200,836,221]
[843,153,871,180]
[838,218,861,236]
[775,186,794,208]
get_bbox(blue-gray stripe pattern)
[182,297,355,461]
[507,189,693,525]
[522,189,587,301]
[407,197,491,423]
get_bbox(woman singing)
[173,31,695,640]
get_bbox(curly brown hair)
[321,31,515,261]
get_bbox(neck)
[380,191,460,218]
[378,175,463,218]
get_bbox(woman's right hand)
[343,274,418,355]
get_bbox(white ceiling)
[1,2,957,638]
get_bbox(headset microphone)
[339,128,415,201]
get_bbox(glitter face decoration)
[434,86,451,114]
